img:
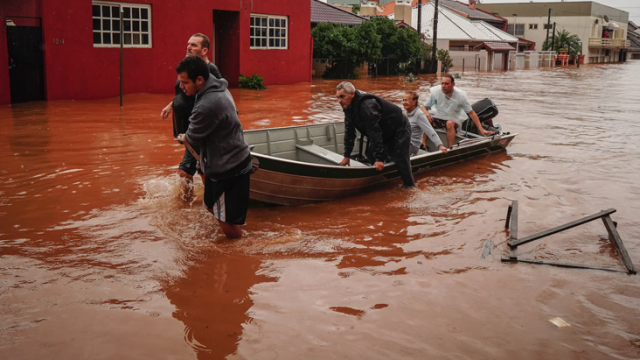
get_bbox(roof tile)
[311,0,365,26]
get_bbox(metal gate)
[6,25,45,104]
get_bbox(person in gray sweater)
[402,91,448,156]
[175,56,251,239]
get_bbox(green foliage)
[542,29,581,55]
[368,17,422,64]
[352,4,360,14]
[312,17,426,78]
[437,49,454,72]
[404,73,416,82]
[238,73,266,90]
[312,22,381,79]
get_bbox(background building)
[477,1,630,64]
[413,1,519,71]
[628,21,640,59]
[0,0,311,105]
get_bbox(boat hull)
[248,133,517,206]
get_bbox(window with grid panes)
[92,1,151,47]
[507,24,525,36]
[515,24,525,36]
[250,14,288,49]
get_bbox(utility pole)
[417,0,422,73]
[431,0,439,73]
[120,9,124,107]
[417,0,422,36]
[544,8,551,50]
[551,22,556,52]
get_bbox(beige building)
[478,1,630,64]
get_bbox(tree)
[437,49,453,72]
[366,17,425,75]
[542,29,581,55]
[311,17,425,78]
[311,22,380,79]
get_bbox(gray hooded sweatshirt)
[185,76,250,180]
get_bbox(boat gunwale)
[249,132,518,171]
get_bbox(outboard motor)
[462,98,501,135]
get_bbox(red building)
[0,0,311,105]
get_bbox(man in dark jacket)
[336,81,415,187]
[161,33,223,186]
[175,56,251,239]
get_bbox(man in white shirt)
[420,75,493,147]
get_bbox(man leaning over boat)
[420,74,494,148]
[335,81,415,188]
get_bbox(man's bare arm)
[161,101,173,119]
[419,105,433,123]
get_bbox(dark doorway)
[213,10,240,87]
[6,25,45,104]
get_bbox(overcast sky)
[480,0,640,25]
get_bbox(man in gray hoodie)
[175,56,251,239]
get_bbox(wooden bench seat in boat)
[296,143,367,167]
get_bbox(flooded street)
[2,62,640,359]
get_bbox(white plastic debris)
[549,318,571,327]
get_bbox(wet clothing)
[173,62,221,176]
[423,85,472,131]
[406,107,443,156]
[178,149,201,176]
[172,62,222,137]
[185,76,251,180]
[343,91,415,187]
[185,75,251,223]
[204,161,252,225]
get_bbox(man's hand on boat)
[340,157,385,171]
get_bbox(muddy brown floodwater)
[2,62,640,360]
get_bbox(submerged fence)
[312,50,558,79]
[312,56,436,79]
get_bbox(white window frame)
[529,23,538,30]
[250,14,288,50]
[92,1,152,48]
[507,23,525,37]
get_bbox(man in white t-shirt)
[420,75,493,147]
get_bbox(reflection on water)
[2,62,640,359]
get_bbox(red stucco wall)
[0,0,311,104]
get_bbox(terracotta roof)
[439,0,505,23]
[378,0,420,17]
[517,37,535,45]
[473,42,516,51]
[311,0,366,26]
